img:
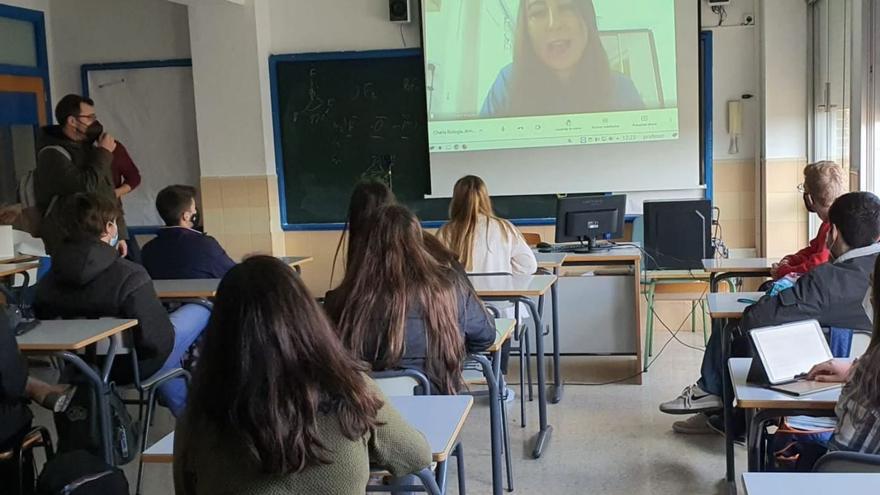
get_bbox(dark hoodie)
[0,316,31,449]
[35,125,127,255]
[34,239,173,381]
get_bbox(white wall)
[48,0,190,104]
[760,0,808,159]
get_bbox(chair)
[850,330,872,358]
[813,451,880,473]
[521,233,542,247]
[0,426,54,495]
[371,369,466,495]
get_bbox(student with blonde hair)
[771,161,847,279]
[438,175,537,275]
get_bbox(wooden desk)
[153,279,220,300]
[470,273,556,459]
[469,274,556,298]
[730,358,840,473]
[742,473,880,495]
[17,319,138,352]
[0,254,39,264]
[280,256,314,273]
[17,318,136,464]
[534,252,566,270]
[0,262,38,278]
[707,292,764,319]
[703,258,776,274]
[144,395,473,467]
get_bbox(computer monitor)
[643,199,712,270]
[554,194,627,250]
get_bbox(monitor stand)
[571,237,606,253]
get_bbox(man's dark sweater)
[142,227,236,280]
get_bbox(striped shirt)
[828,379,880,454]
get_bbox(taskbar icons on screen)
[428,109,679,153]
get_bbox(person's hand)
[116,239,128,258]
[114,185,131,198]
[98,133,116,153]
[807,358,853,383]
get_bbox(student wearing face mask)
[34,94,128,257]
[142,185,236,280]
[34,193,210,417]
[660,192,880,433]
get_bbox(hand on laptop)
[807,358,854,383]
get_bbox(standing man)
[34,94,128,257]
[111,142,143,263]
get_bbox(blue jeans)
[155,304,211,417]
[697,322,724,397]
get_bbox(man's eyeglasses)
[74,114,97,122]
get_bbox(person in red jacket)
[111,142,143,263]
[772,161,847,279]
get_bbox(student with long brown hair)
[438,175,537,275]
[330,180,397,286]
[174,256,431,494]
[325,205,496,395]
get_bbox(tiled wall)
[200,176,285,260]
[763,158,809,258]
[713,159,758,251]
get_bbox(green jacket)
[34,125,127,255]
[173,379,433,495]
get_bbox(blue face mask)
[108,222,119,248]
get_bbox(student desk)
[0,261,39,299]
[742,473,880,495]
[143,395,474,493]
[534,252,566,404]
[17,318,139,464]
[469,274,556,459]
[153,279,219,300]
[708,291,764,492]
[0,254,39,264]
[279,255,314,273]
[703,258,775,293]
[730,358,839,472]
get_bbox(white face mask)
[863,287,874,324]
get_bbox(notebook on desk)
[748,320,843,397]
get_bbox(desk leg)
[549,268,563,404]
[471,354,503,495]
[59,352,114,464]
[522,297,552,459]
[720,318,737,493]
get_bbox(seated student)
[34,193,209,417]
[325,205,496,395]
[771,161,846,280]
[142,185,235,280]
[437,175,537,275]
[174,256,431,494]
[660,192,880,432]
[330,180,396,284]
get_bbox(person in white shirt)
[437,175,537,275]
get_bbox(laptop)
[750,320,843,397]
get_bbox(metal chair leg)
[501,384,514,492]
[454,442,466,495]
[524,324,533,402]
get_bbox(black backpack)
[36,450,128,495]
[53,378,140,466]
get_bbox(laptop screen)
[750,320,833,384]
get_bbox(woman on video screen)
[481,0,644,118]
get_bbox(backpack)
[18,146,66,238]
[53,377,140,466]
[36,450,129,495]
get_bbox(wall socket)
[743,13,755,25]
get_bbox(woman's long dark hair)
[330,181,396,288]
[507,0,614,117]
[848,257,880,408]
[187,256,382,474]
[333,205,467,395]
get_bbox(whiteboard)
[87,65,200,226]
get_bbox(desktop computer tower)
[643,199,713,270]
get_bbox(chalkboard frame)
[269,36,714,231]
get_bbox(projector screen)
[421,0,701,198]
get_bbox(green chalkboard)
[270,49,557,228]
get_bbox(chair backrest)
[371,369,431,396]
[521,232,541,247]
[851,330,872,358]
[813,451,880,473]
